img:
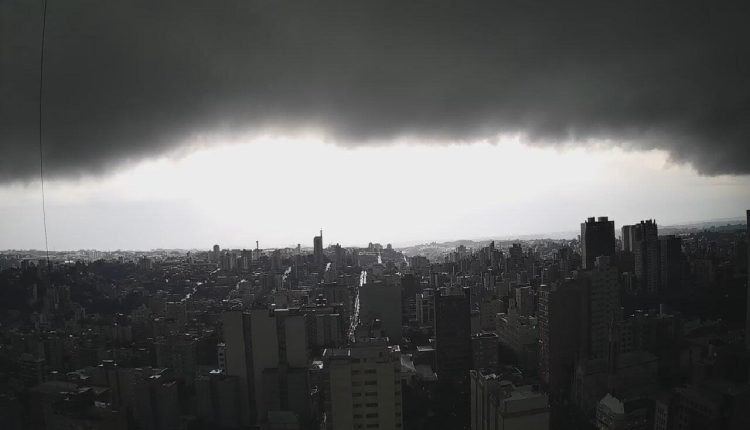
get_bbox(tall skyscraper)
[212,244,220,263]
[314,229,324,267]
[359,277,403,343]
[578,256,620,360]
[322,339,403,430]
[515,286,535,316]
[416,288,435,327]
[222,308,310,427]
[195,370,242,428]
[621,225,634,252]
[659,235,683,291]
[240,249,253,271]
[538,278,589,397]
[630,220,659,294]
[581,217,616,270]
[435,287,472,386]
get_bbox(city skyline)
[0,212,746,430]
[3,1,750,429]
[2,137,749,250]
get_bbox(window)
[366,413,378,418]
[364,380,377,385]
[365,403,378,407]
[364,369,376,374]
[365,392,377,396]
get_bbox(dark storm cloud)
[2,0,749,181]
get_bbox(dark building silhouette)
[313,230,323,267]
[622,225,634,252]
[578,256,620,361]
[538,278,589,397]
[659,235,683,291]
[212,244,220,263]
[581,217,616,270]
[435,287,472,386]
[630,220,659,294]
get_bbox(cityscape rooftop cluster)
[0,212,748,429]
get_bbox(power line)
[39,0,50,272]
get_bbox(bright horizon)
[2,134,748,251]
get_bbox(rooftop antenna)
[38,0,51,273]
[256,240,259,250]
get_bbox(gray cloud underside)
[2,0,750,182]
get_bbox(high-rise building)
[621,225,634,252]
[332,243,345,269]
[416,288,435,327]
[507,244,524,281]
[659,235,683,291]
[472,309,482,335]
[154,334,197,387]
[581,217,616,270]
[470,370,550,430]
[538,278,589,397]
[359,277,403,343]
[241,249,253,271]
[222,308,310,427]
[578,256,620,360]
[515,286,535,316]
[322,339,403,430]
[479,297,505,331]
[301,300,346,351]
[195,369,242,429]
[136,372,180,430]
[314,230,324,267]
[471,332,499,371]
[630,220,659,294]
[496,307,539,375]
[220,251,237,272]
[435,287,472,386]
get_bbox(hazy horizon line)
[3,215,746,254]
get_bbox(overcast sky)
[2,1,749,250]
